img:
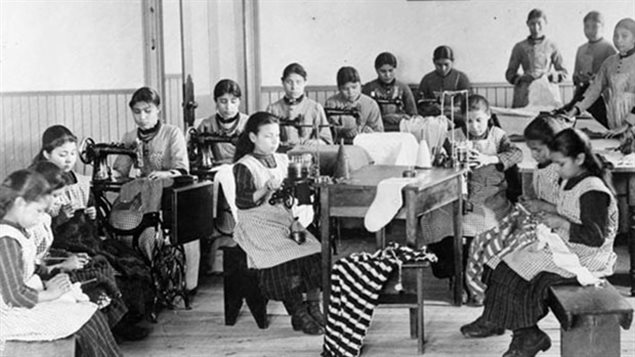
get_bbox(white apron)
[0,224,96,342]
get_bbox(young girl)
[232,112,323,335]
[266,63,333,147]
[418,46,471,117]
[196,79,249,162]
[113,86,189,179]
[461,128,618,357]
[362,52,418,131]
[325,66,383,143]
[506,9,568,108]
[0,170,122,356]
[465,114,565,304]
[569,18,635,135]
[567,11,616,128]
[34,125,152,340]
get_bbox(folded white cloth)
[353,132,419,166]
[364,177,416,232]
[535,224,602,286]
[213,164,238,220]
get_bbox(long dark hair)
[32,125,77,164]
[524,113,566,144]
[548,128,614,194]
[233,112,279,162]
[0,170,51,219]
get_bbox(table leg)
[628,176,635,297]
[321,186,332,314]
[453,175,464,306]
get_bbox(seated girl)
[266,63,333,148]
[112,87,200,293]
[0,169,122,357]
[362,52,418,131]
[232,112,323,335]
[429,95,523,239]
[465,114,565,304]
[325,66,383,143]
[196,79,249,163]
[32,126,151,340]
[418,46,471,120]
[460,128,617,357]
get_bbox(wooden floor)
[121,232,635,357]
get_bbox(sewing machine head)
[79,137,139,182]
[269,153,316,208]
[188,127,237,170]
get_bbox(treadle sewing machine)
[324,107,359,144]
[187,127,238,173]
[78,137,140,183]
[79,137,214,319]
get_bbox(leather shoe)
[291,304,324,335]
[503,326,551,357]
[307,301,325,327]
[460,317,505,338]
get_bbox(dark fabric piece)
[569,191,610,247]
[0,237,39,307]
[481,262,574,330]
[75,310,123,357]
[257,253,322,302]
[233,153,278,209]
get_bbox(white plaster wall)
[258,0,635,86]
[0,0,144,92]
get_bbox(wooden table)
[497,112,635,296]
[319,165,466,311]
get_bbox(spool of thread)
[402,169,416,178]
[288,162,302,180]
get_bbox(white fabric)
[535,224,602,286]
[364,177,416,232]
[353,132,418,166]
[415,140,432,168]
[399,115,449,156]
[527,76,562,108]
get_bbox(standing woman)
[505,9,568,108]
[418,45,471,120]
[113,87,200,292]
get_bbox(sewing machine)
[79,138,140,182]
[324,107,360,144]
[187,127,237,171]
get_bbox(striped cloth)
[322,243,437,357]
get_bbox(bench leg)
[561,314,621,357]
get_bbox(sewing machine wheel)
[79,137,95,164]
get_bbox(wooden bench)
[548,283,633,357]
[3,335,75,357]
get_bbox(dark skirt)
[75,310,122,357]
[258,253,322,301]
[481,262,575,330]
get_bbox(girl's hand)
[519,199,544,214]
[60,203,75,219]
[84,206,97,220]
[265,177,283,191]
[538,212,568,230]
[468,150,498,168]
[45,273,71,299]
[147,170,174,180]
[605,124,630,138]
[60,254,89,272]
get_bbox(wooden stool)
[3,335,75,357]
[548,283,633,357]
[220,245,269,329]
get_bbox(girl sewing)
[232,112,324,335]
[568,18,635,136]
[32,127,151,340]
[461,128,617,357]
[0,169,122,357]
[266,63,333,148]
[505,9,568,108]
[465,114,566,304]
[196,79,249,163]
[417,45,471,119]
[325,66,384,143]
[362,52,418,131]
